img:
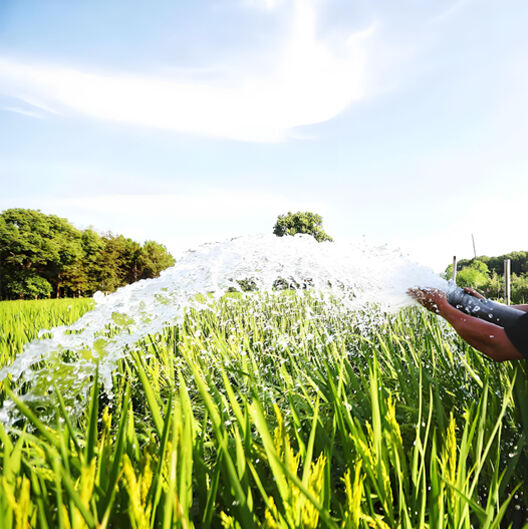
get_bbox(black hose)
[446,286,524,328]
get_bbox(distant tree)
[137,241,175,279]
[273,211,333,242]
[94,234,133,293]
[454,260,489,289]
[512,274,528,303]
[0,209,82,299]
[79,229,104,295]
[62,261,89,298]
[482,271,503,300]
[444,252,528,304]
[121,237,143,284]
[453,251,528,277]
[93,235,174,293]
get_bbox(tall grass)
[0,298,94,367]
[0,294,527,528]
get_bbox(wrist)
[435,298,452,317]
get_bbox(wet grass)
[0,298,94,367]
[0,294,527,528]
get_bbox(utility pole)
[471,234,477,259]
[452,256,457,283]
[504,259,511,305]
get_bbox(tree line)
[0,209,175,299]
[445,251,528,304]
[8,207,525,304]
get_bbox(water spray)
[0,234,446,425]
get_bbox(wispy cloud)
[0,1,370,142]
[431,0,470,23]
[1,106,44,119]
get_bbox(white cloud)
[0,1,370,142]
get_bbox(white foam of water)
[0,233,447,424]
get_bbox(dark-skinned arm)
[408,288,523,362]
[434,297,523,362]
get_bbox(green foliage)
[454,259,489,289]
[485,271,504,300]
[137,240,175,279]
[471,251,528,277]
[511,274,528,304]
[2,272,52,300]
[0,209,175,300]
[454,251,528,279]
[273,211,333,242]
[447,252,528,303]
[0,208,83,299]
[0,296,527,527]
[93,234,141,292]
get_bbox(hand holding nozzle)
[409,285,525,329]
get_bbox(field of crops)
[0,295,527,528]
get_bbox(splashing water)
[0,234,447,424]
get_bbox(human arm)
[408,288,524,362]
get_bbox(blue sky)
[1,0,527,271]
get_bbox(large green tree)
[0,209,176,299]
[273,211,333,242]
[3,272,52,299]
[0,209,83,299]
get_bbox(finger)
[464,287,484,299]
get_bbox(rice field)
[0,295,527,528]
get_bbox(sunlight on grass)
[0,295,527,528]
